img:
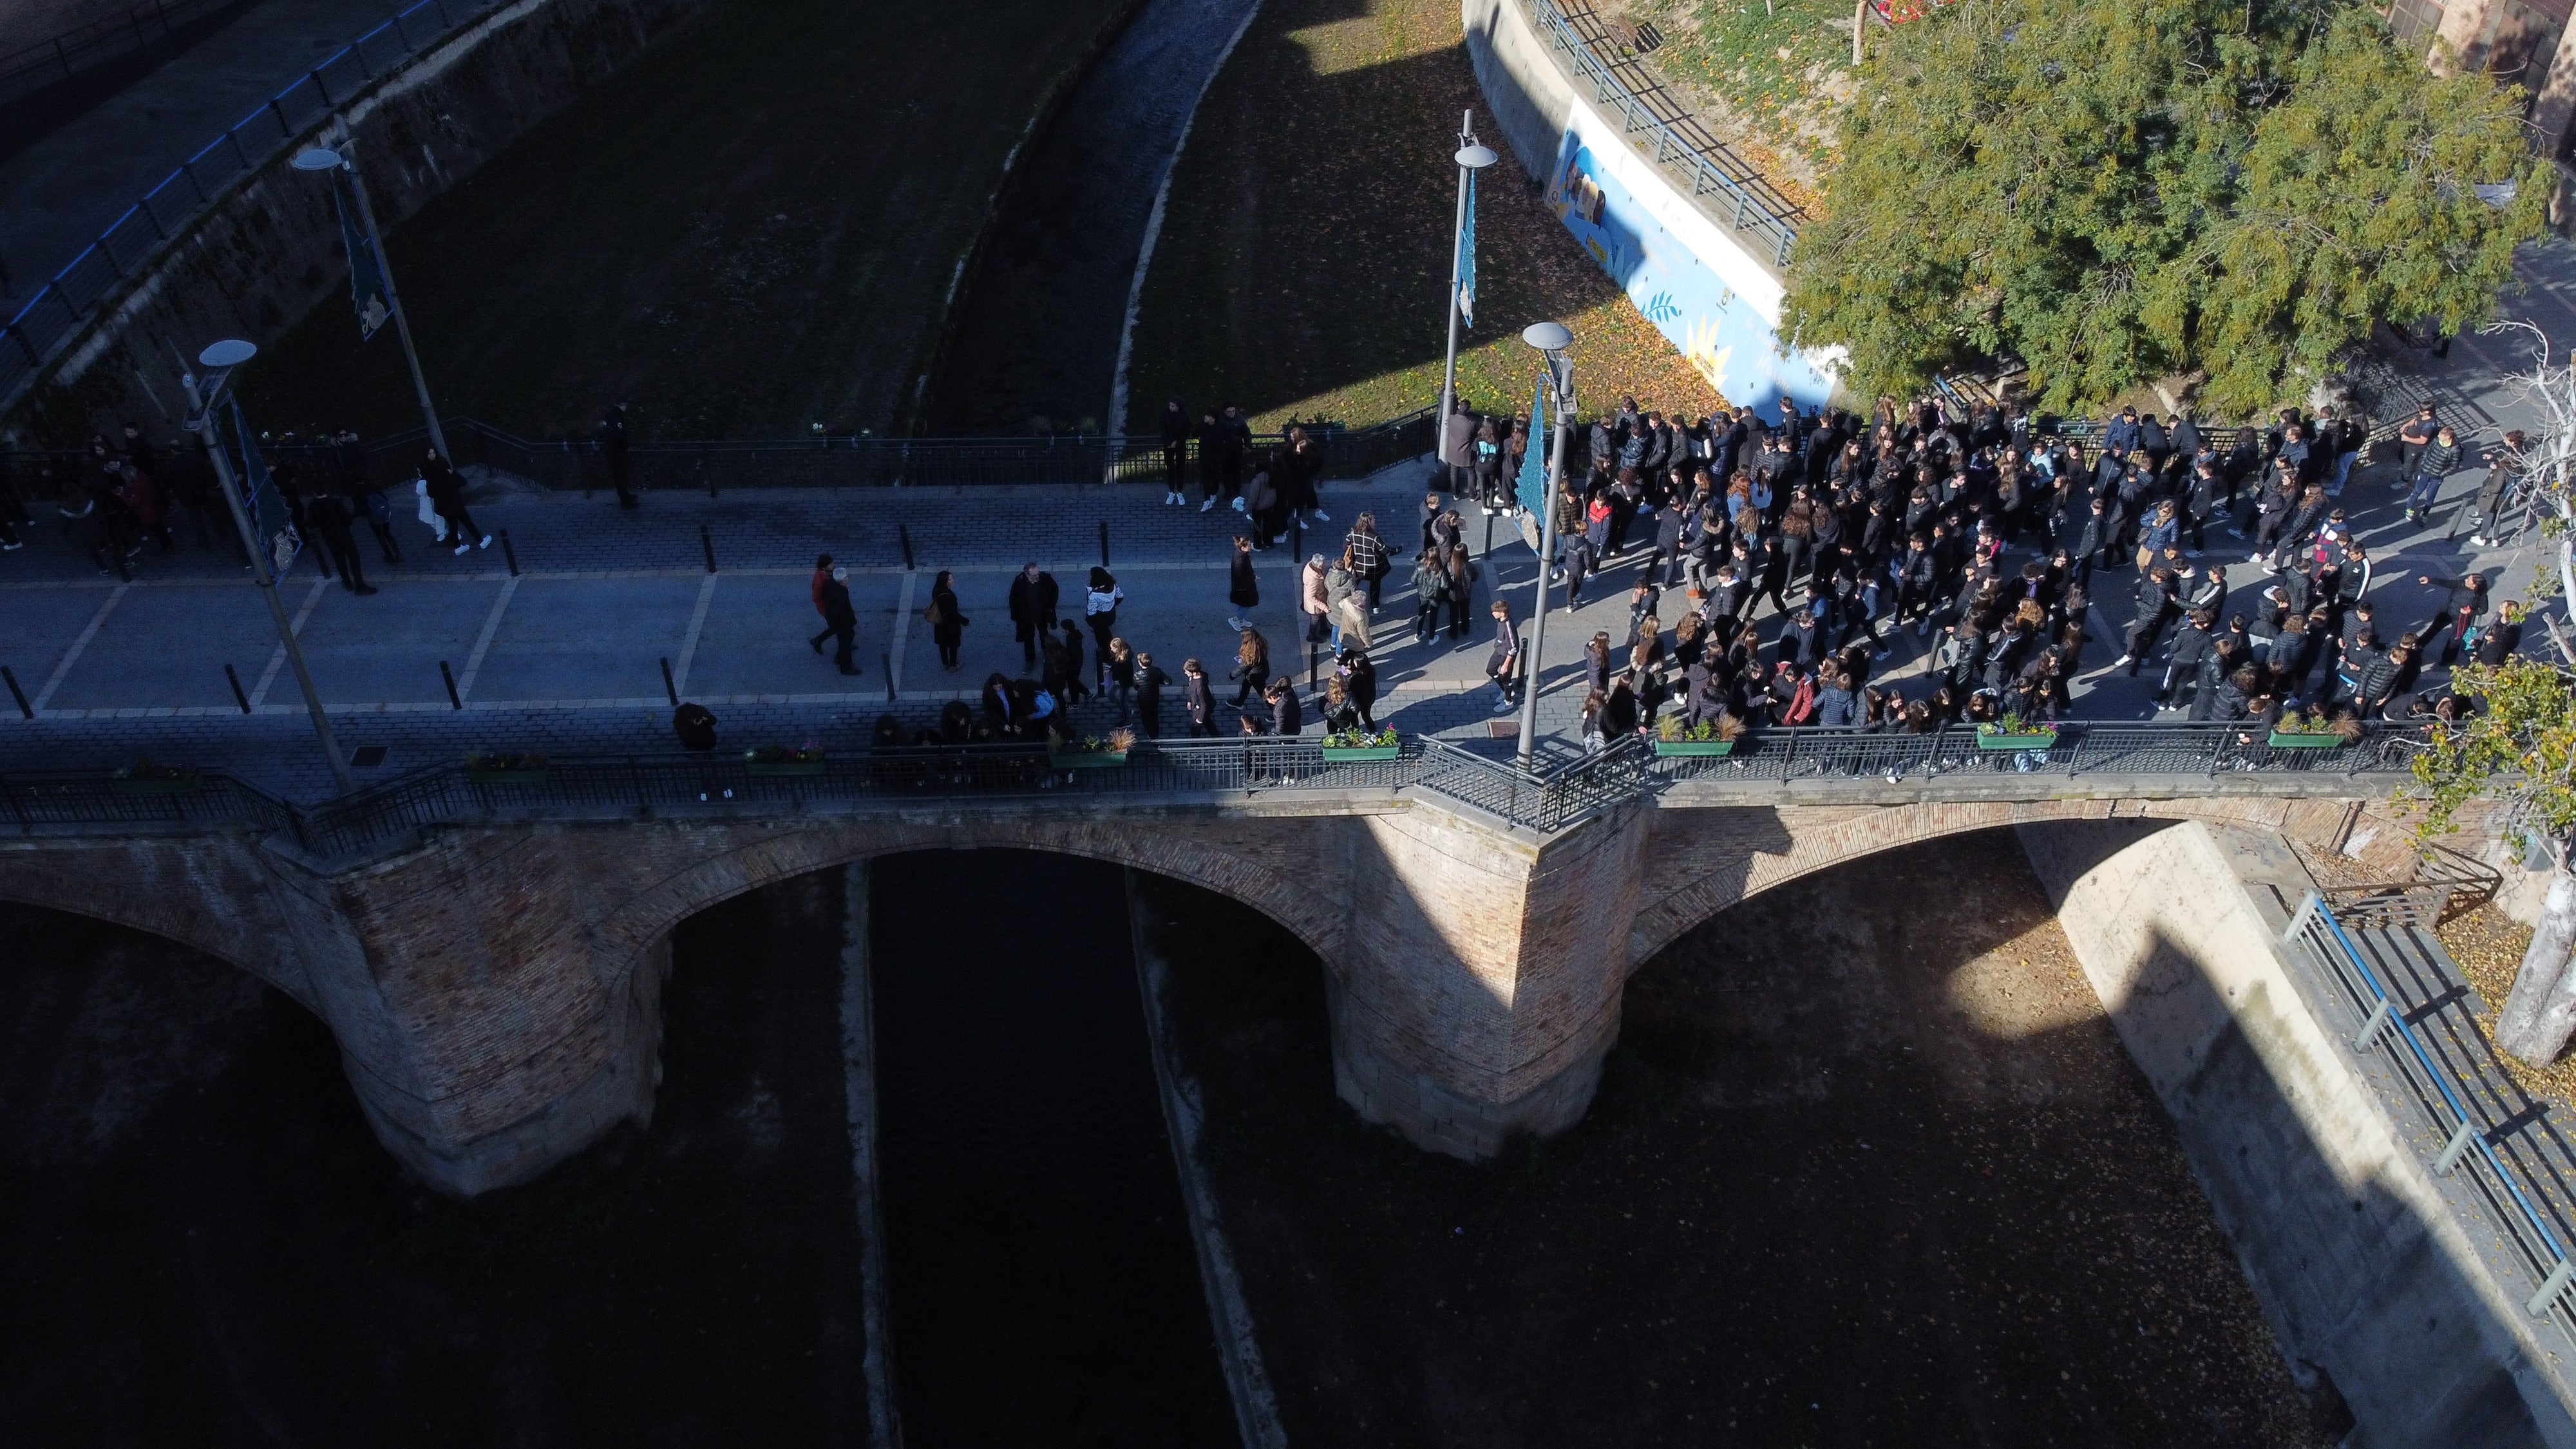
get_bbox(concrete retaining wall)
[1458,0,1842,412]
[2021,817,2576,1449]
[9,0,716,446]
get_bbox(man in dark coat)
[821,565,859,676]
[601,403,635,509]
[306,491,374,594]
[1008,562,1060,666]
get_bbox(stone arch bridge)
[0,735,2448,1193]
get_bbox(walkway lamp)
[1515,321,1573,770]
[180,339,357,793]
[1437,116,1499,447]
[292,133,449,461]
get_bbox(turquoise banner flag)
[329,167,392,341]
[222,396,301,575]
[1515,375,1549,517]
[1457,168,1477,330]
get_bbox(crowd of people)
[911,386,2527,753]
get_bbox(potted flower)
[1320,727,1400,761]
[1976,712,2058,751]
[464,750,549,783]
[2268,710,2358,750]
[1049,728,1135,768]
[112,758,204,794]
[744,743,828,777]
[1654,712,1743,757]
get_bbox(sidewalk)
[0,0,390,304]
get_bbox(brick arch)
[0,837,311,1003]
[578,813,1349,990]
[1626,795,2358,968]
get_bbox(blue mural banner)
[1517,375,1549,517]
[329,166,392,341]
[1543,128,1837,415]
[220,396,301,576]
[1457,167,1477,330]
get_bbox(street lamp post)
[182,339,357,795]
[1515,322,1573,770]
[293,129,448,461]
[1437,115,1497,455]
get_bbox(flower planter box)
[1976,732,2058,752]
[744,760,826,777]
[2266,732,2347,750]
[466,768,549,784]
[1653,739,1736,757]
[1048,751,1129,770]
[1320,744,1401,761]
[112,775,205,795]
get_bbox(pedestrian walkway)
[0,0,390,301]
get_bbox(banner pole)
[334,122,449,462]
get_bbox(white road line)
[453,576,522,701]
[249,578,331,708]
[672,573,719,696]
[886,572,916,696]
[30,582,128,710]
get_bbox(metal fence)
[76,408,1444,494]
[0,0,503,414]
[1,0,243,107]
[2285,891,2576,1341]
[1531,0,1805,269]
[3,722,2436,864]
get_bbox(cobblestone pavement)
[10,228,2576,804]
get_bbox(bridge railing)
[2285,889,2576,1341]
[1,722,2436,861]
[1643,720,2425,786]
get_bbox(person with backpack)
[926,569,968,670]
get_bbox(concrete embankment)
[2021,818,2576,1449]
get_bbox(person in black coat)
[1336,647,1378,730]
[601,402,635,508]
[1227,535,1261,631]
[1162,400,1192,504]
[820,566,859,675]
[927,569,969,670]
[1008,562,1059,666]
[423,448,487,555]
[1136,651,1171,737]
[1181,658,1217,736]
[306,491,374,594]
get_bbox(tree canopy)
[1782,0,2549,413]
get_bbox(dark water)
[0,853,1233,1446]
[926,0,1265,433]
[0,880,870,1445]
[867,851,1237,1445]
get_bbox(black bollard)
[883,652,896,702]
[660,656,679,706]
[1099,520,1110,568]
[899,523,916,571]
[699,523,717,574]
[223,663,251,715]
[1,665,30,719]
[500,528,520,577]
[439,659,462,710]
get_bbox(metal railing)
[1,722,2435,864]
[1,408,1441,492]
[0,0,502,413]
[2284,890,2576,1340]
[1,0,244,107]
[1530,0,1805,269]
[1642,720,2427,787]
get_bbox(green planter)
[1048,751,1129,770]
[466,768,549,784]
[1320,744,1401,761]
[745,760,826,777]
[2267,732,2347,750]
[112,775,205,795]
[1976,732,2058,752]
[1653,739,1736,757]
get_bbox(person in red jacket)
[807,553,837,654]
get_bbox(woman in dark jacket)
[1227,535,1260,630]
[927,570,968,670]
[1229,628,1270,706]
[1182,658,1218,736]
[1337,647,1378,730]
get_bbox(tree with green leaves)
[1783,0,2548,415]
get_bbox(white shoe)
[1231,497,1247,513]
[1200,499,1215,513]
[1226,615,1247,632]
[2112,654,2134,668]
[2470,535,2488,547]
[478,535,493,549]
[2248,553,2264,564]
[454,543,471,556]
[1312,509,1330,522]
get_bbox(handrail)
[0,0,243,106]
[0,0,502,417]
[3,722,2437,863]
[1525,0,1804,268]
[2286,893,2576,1332]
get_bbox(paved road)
[1,0,393,305]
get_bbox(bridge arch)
[1627,795,2364,969]
[0,837,319,1007]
